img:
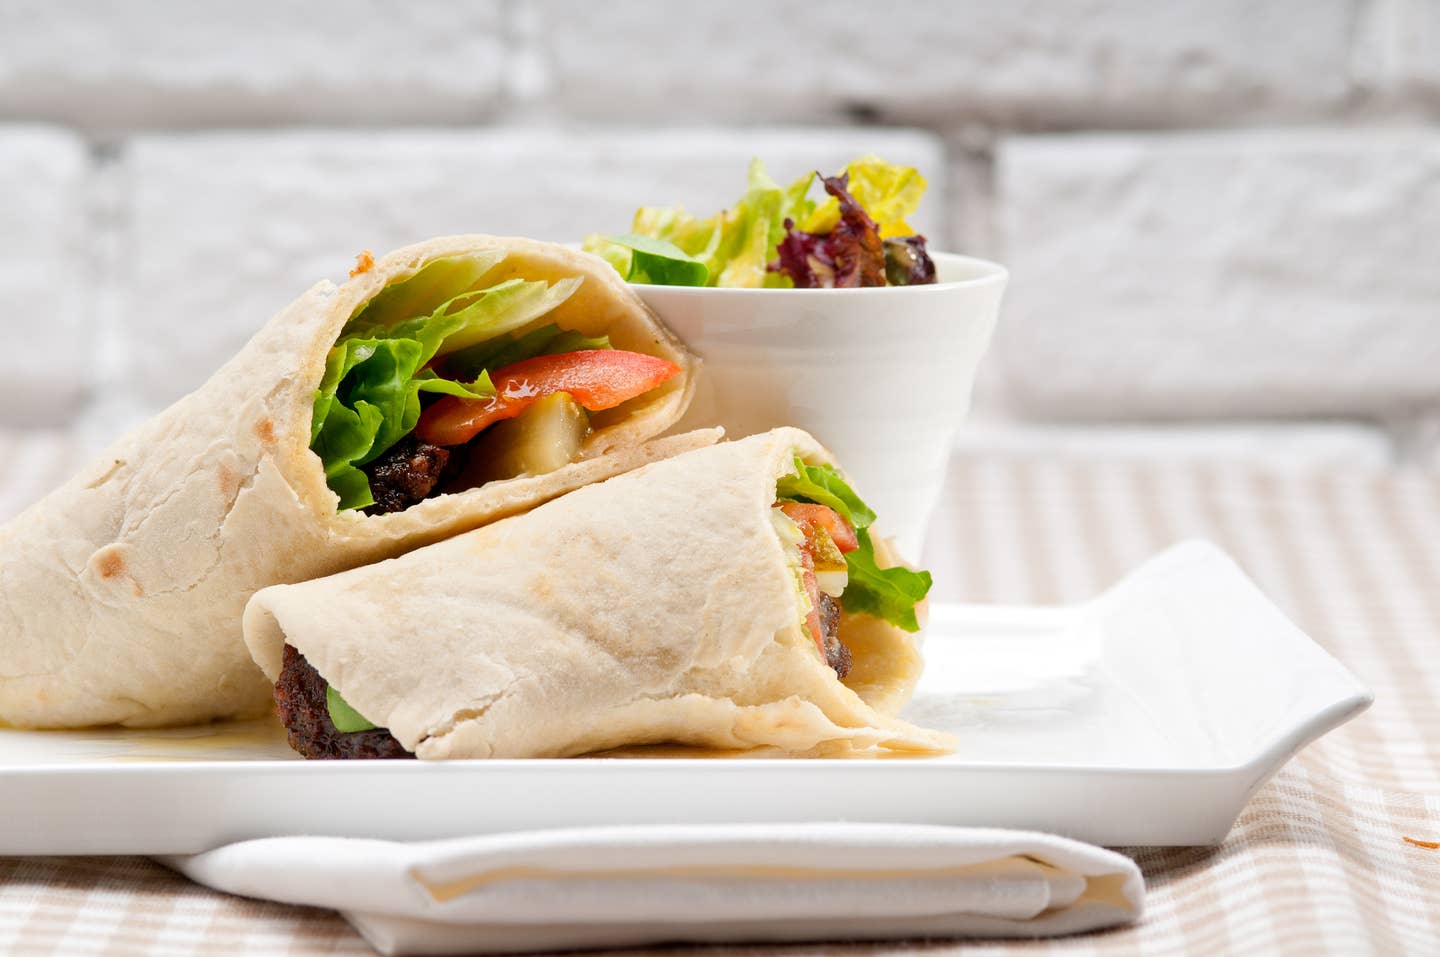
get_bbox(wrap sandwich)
[244,427,950,759]
[0,236,702,729]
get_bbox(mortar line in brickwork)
[495,0,554,121]
[942,125,1000,258]
[76,141,146,448]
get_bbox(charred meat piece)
[818,591,841,643]
[274,645,412,760]
[817,592,851,679]
[823,635,852,680]
[362,438,454,515]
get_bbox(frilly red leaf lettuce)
[767,173,887,288]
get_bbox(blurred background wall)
[1,0,1437,515]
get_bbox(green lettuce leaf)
[841,528,933,633]
[775,457,876,529]
[445,323,611,381]
[776,456,930,632]
[586,160,814,289]
[710,160,791,288]
[601,233,709,286]
[632,203,724,271]
[354,252,504,328]
[421,277,583,354]
[544,329,612,355]
[311,271,580,510]
[582,232,635,277]
[800,154,927,239]
[326,685,378,733]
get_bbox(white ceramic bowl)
[634,252,1007,557]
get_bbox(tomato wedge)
[416,350,681,447]
[776,501,858,655]
[778,502,859,554]
[795,545,826,656]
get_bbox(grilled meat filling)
[818,592,851,679]
[274,645,412,760]
[361,438,457,515]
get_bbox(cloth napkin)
[163,823,1143,955]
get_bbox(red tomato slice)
[416,350,681,447]
[796,546,826,655]
[778,502,859,554]
[779,502,856,657]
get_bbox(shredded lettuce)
[776,457,931,632]
[326,686,377,733]
[311,260,582,511]
[585,155,929,288]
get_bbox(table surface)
[2,449,1437,956]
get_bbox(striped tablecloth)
[1,448,1437,956]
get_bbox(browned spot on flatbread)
[530,576,552,602]
[350,250,375,277]
[253,417,276,445]
[647,647,679,671]
[217,463,237,495]
[96,549,125,579]
[84,459,126,490]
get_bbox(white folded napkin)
[164,823,1143,955]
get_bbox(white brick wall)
[533,0,1360,125]
[0,0,1373,129]
[1356,0,1440,98]
[1400,0,1440,93]
[0,0,504,129]
[993,130,1440,419]
[117,128,944,409]
[0,126,91,425]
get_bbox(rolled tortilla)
[0,236,705,729]
[244,427,952,758]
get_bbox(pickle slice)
[810,527,849,598]
[810,527,847,572]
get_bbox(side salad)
[583,155,937,290]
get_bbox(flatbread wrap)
[0,236,703,729]
[245,427,951,759]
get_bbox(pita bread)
[0,236,705,728]
[244,428,951,758]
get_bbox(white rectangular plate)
[0,541,1370,852]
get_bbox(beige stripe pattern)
[1,449,1438,955]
